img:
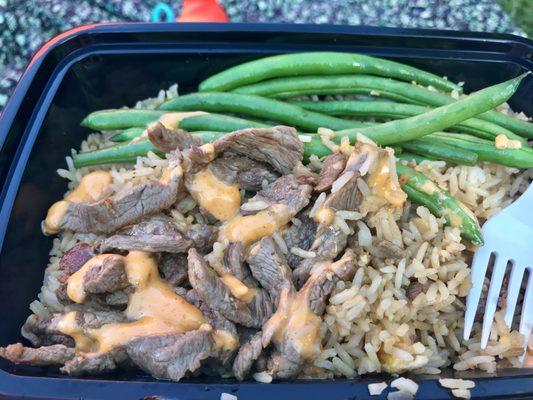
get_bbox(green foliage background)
[498,0,533,36]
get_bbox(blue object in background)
[151,3,176,22]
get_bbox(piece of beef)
[292,224,348,287]
[99,215,193,254]
[159,253,189,287]
[208,154,279,192]
[0,343,75,366]
[266,347,302,379]
[265,250,356,379]
[56,243,98,304]
[103,291,130,307]
[306,250,356,315]
[62,351,125,376]
[100,215,217,255]
[188,249,274,328]
[58,255,130,306]
[83,254,129,296]
[290,147,367,286]
[51,152,183,234]
[283,215,317,269]
[232,331,263,380]
[184,289,239,368]
[189,126,303,174]
[247,237,294,306]
[126,327,214,381]
[247,174,314,216]
[315,152,347,192]
[222,242,256,287]
[147,121,204,153]
[21,314,74,347]
[21,311,126,348]
[59,243,97,275]
[185,224,218,254]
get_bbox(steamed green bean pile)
[76,52,532,244]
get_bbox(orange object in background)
[178,0,229,22]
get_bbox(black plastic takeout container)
[0,23,532,399]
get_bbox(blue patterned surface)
[0,0,523,108]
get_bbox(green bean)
[158,92,370,131]
[401,136,478,165]
[109,127,145,142]
[291,100,527,144]
[199,52,461,93]
[73,139,164,168]
[428,132,533,168]
[81,109,166,131]
[396,163,483,244]
[332,74,526,146]
[236,74,533,138]
[179,113,269,132]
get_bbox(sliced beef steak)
[21,314,74,347]
[50,152,183,234]
[158,253,189,287]
[188,249,274,328]
[222,242,256,287]
[59,243,97,275]
[189,126,303,174]
[264,250,356,379]
[322,147,367,212]
[21,311,127,348]
[82,255,129,296]
[209,154,279,192]
[147,122,204,153]
[184,224,218,254]
[291,146,368,287]
[223,175,313,245]
[56,243,98,304]
[62,351,124,376]
[293,224,348,287]
[248,174,314,216]
[100,215,218,255]
[0,343,76,366]
[232,331,263,380]
[99,215,193,254]
[126,327,214,381]
[283,215,317,269]
[315,152,347,192]
[247,237,294,306]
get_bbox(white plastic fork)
[464,183,533,355]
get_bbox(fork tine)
[480,254,508,348]
[519,271,532,362]
[504,264,525,328]
[464,246,492,341]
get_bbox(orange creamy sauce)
[263,286,322,360]
[188,168,241,221]
[223,204,290,245]
[62,251,208,354]
[42,171,112,235]
[262,261,339,361]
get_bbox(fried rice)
[29,84,533,380]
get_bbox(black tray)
[0,23,531,400]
